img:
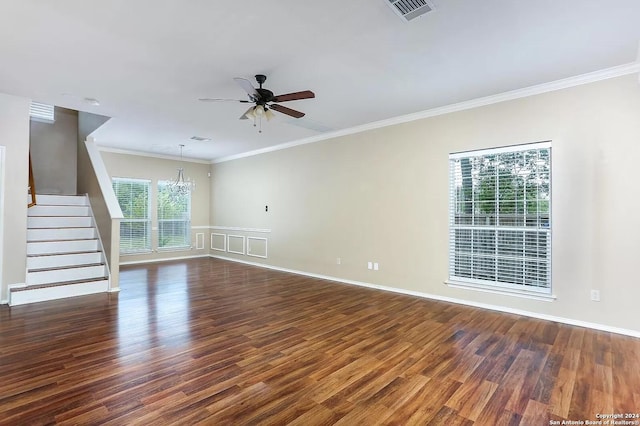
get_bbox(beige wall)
[211,74,640,333]
[101,151,211,263]
[30,107,78,195]
[0,92,31,302]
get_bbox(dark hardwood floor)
[1,258,639,425]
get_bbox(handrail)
[84,139,124,220]
[28,152,36,207]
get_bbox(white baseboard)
[0,299,8,305]
[120,254,209,266]
[108,287,120,293]
[210,255,640,339]
[9,280,109,306]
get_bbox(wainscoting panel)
[211,233,226,252]
[227,235,245,255]
[195,233,205,250]
[247,237,268,258]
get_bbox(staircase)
[9,194,110,305]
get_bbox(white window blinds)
[448,142,552,293]
[112,178,151,253]
[157,182,191,249]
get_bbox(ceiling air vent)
[386,0,434,22]
[29,102,55,123]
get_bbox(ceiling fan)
[199,74,315,131]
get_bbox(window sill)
[444,280,556,302]
[120,250,153,256]
[157,246,192,253]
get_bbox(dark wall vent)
[386,0,434,22]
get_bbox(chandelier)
[167,144,195,194]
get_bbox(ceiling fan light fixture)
[244,107,256,119]
[265,108,275,121]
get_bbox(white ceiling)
[1,0,639,161]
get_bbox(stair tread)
[28,238,98,243]
[28,227,94,230]
[27,250,101,258]
[28,216,91,218]
[30,205,87,207]
[11,277,109,292]
[28,251,100,256]
[29,215,90,217]
[28,225,93,229]
[28,262,105,273]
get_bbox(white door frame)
[0,146,5,304]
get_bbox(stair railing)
[28,152,36,207]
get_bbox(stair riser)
[27,240,99,255]
[27,265,106,286]
[28,228,96,241]
[28,205,90,217]
[34,195,88,206]
[28,252,103,270]
[28,216,93,229]
[9,280,109,306]
[28,228,96,240]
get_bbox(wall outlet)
[336,257,341,265]
[367,261,373,270]
[373,262,379,271]
[590,290,601,302]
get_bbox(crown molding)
[212,61,640,164]
[98,146,211,164]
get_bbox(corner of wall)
[0,92,31,303]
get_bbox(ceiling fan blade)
[272,90,315,102]
[233,77,259,101]
[239,106,255,120]
[270,103,305,118]
[199,98,250,103]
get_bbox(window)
[112,178,151,253]
[157,182,191,249]
[448,142,551,294]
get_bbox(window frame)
[157,181,192,251]
[112,177,152,254]
[447,141,553,298]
